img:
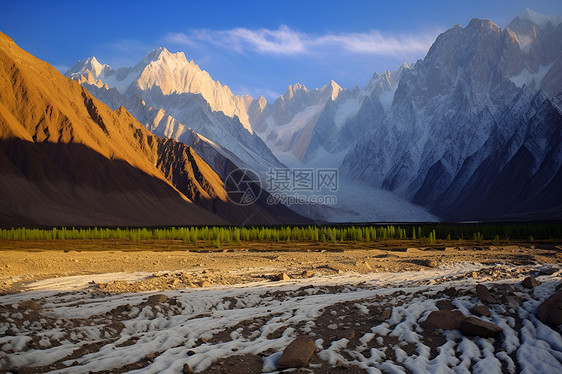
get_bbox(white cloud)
[163,32,196,46]
[318,31,434,55]
[164,25,438,57]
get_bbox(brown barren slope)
[0,32,229,226]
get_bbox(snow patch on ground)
[1,263,561,373]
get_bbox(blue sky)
[1,0,561,100]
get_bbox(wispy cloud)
[164,32,196,46]
[318,31,434,55]
[164,25,438,57]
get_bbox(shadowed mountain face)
[341,13,562,221]
[0,138,225,226]
[0,32,306,226]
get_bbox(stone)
[522,276,540,288]
[537,292,562,328]
[18,300,42,311]
[424,259,438,268]
[460,316,503,337]
[301,270,315,278]
[344,328,356,341]
[182,363,194,373]
[540,267,557,275]
[421,310,466,330]
[444,287,457,297]
[475,284,499,304]
[277,336,316,369]
[380,308,392,320]
[276,273,290,281]
[472,304,491,317]
[147,294,167,304]
[501,295,520,310]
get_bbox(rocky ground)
[0,242,561,373]
[1,240,561,294]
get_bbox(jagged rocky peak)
[321,80,343,101]
[283,83,308,100]
[66,56,108,80]
[341,8,562,221]
[514,8,562,28]
[141,47,189,68]
[256,95,268,110]
[362,62,409,99]
[466,17,501,33]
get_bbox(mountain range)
[0,32,306,226]
[1,8,561,225]
[342,9,562,220]
[66,48,283,180]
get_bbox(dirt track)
[1,240,561,294]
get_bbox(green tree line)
[1,222,560,246]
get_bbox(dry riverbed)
[1,241,562,373]
[0,241,561,294]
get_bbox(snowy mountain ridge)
[67,47,255,132]
[66,48,284,178]
[65,8,562,221]
[342,11,562,220]
[517,8,562,28]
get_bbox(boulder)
[422,310,466,330]
[475,284,499,304]
[537,292,562,328]
[501,295,520,310]
[147,294,168,304]
[522,276,540,288]
[182,363,194,373]
[460,316,502,337]
[276,273,290,281]
[472,304,491,317]
[443,287,457,297]
[277,336,316,369]
[424,259,439,268]
[301,270,315,278]
[539,267,558,275]
[18,300,42,311]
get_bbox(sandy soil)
[1,240,561,294]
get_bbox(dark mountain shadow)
[0,137,224,227]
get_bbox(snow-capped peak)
[140,47,188,68]
[321,80,342,101]
[142,47,168,63]
[284,83,308,99]
[66,56,108,79]
[517,8,562,28]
